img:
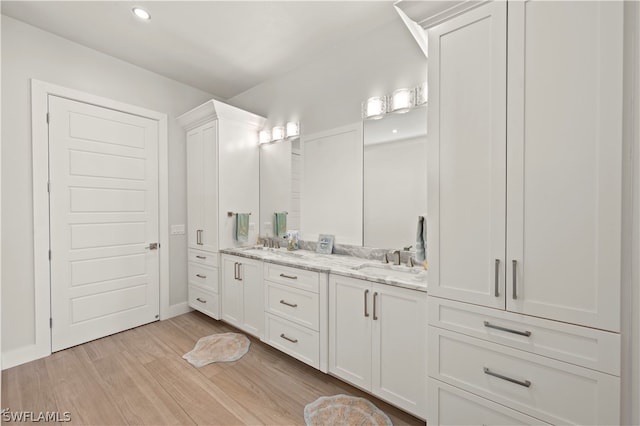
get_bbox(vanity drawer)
[265,282,319,331]
[188,249,218,268]
[429,327,620,425]
[265,313,319,369]
[189,284,219,319]
[428,297,620,375]
[264,263,319,293]
[429,379,550,425]
[188,263,219,292]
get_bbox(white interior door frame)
[30,79,170,362]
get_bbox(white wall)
[228,15,427,137]
[1,16,212,358]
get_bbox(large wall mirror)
[363,107,427,249]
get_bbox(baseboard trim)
[2,344,50,370]
[166,301,193,319]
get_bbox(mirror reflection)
[363,107,427,249]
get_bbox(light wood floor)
[2,311,425,425]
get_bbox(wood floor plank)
[87,349,195,425]
[3,312,425,426]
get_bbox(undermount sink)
[353,263,426,282]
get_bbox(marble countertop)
[219,246,428,292]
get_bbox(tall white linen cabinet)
[178,100,265,320]
[397,1,626,424]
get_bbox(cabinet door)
[200,121,218,253]
[372,284,427,419]
[328,275,372,390]
[506,1,623,331]
[240,258,264,338]
[427,1,507,309]
[221,255,243,327]
[186,127,204,250]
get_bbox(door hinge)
[48,250,51,260]
[49,318,52,328]
[46,113,50,124]
[47,181,50,193]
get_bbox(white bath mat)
[182,332,250,367]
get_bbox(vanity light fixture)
[389,88,415,114]
[132,7,151,20]
[272,126,286,141]
[259,129,272,145]
[415,82,428,106]
[285,121,300,139]
[362,96,387,120]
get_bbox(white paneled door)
[48,95,160,352]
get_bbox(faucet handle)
[382,253,389,264]
[403,245,413,251]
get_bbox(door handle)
[494,259,500,297]
[364,289,369,317]
[373,292,378,321]
[234,262,238,280]
[145,242,159,250]
[197,230,203,245]
[237,263,242,281]
[512,260,518,299]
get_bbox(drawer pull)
[494,259,500,297]
[196,274,207,279]
[196,255,206,259]
[483,367,531,388]
[280,333,298,343]
[364,289,370,317]
[279,273,298,280]
[279,299,298,308]
[484,321,531,337]
[196,297,207,304]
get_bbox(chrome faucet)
[392,250,401,266]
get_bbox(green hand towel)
[235,213,250,243]
[274,212,287,238]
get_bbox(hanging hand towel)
[274,212,287,238]
[235,213,250,243]
[415,216,426,262]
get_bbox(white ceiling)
[2,1,407,99]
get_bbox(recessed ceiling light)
[132,7,151,21]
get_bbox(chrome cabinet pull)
[233,262,237,280]
[197,230,203,245]
[196,297,207,304]
[196,274,207,279]
[483,367,531,388]
[373,292,378,321]
[512,260,518,299]
[280,333,298,343]
[237,263,242,281]
[494,259,500,297]
[484,321,531,337]
[364,289,370,317]
[279,273,297,280]
[196,255,206,260]
[279,299,298,308]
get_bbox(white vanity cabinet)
[263,263,328,371]
[423,1,623,423]
[221,254,264,338]
[178,100,265,321]
[328,274,427,419]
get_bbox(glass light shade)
[285,122,300,138]
[416,83,428,106]
[389,88,415,113]
[272,126,285,141]
[362,96,387,120]
[258,130,271,144]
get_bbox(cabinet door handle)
[483,367,531,388]
[196,297,207,304]
[373,292,378,321]
[196,274,207,279]
[279,300,298,308]
[197,230,203,245]
[484,321,531,337]
[196,255,206,260]
[364,289,370,317]
[279,273,297,280]
[494,259,500,297]
[280,333,298,343]
[512,260,518,299]
[234,262,239,280]
[237,263,242,281]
